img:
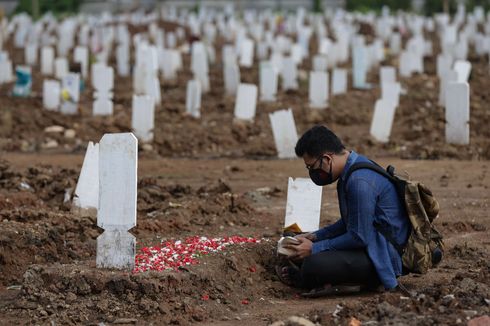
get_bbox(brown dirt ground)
[0,154,488,325]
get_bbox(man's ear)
[323,154,332,165]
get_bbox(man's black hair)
[295,125,345,158]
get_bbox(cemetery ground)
[0,154,488,325]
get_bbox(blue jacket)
[312,151,410,289]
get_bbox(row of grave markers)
[0,5,486,154]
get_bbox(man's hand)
[295,232,317,242]
[286,237,313,260]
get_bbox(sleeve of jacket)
[311,177,378,254]
[312,218,346,241]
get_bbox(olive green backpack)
[345,162,444,274]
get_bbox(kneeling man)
[277,125,410,295]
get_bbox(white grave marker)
[445,82,469,145]
[74,46,89,78]
[239,38,254,67]
[453,60,471,83]
[309,71,329,109]
[73,141,99,212]
[438,70,458,106]
[41,46,54,75]
[281,57,298,91]
[55,57,69,79]
[312,55,328,72]
[116,44,130,77]
[131,95,155,142]
[43,79,61,111]
[380,66,396,85]
[234,83,257,121]
[381,82,401,107]
[370,99,397,143]
[24,44,37,66]
[353,44,369,89]
[96,133,138,270]
[284,178,322,232]
[186,80,202,118]
[92,64,114,116]
[60,73,80,115]
[260,61,278,102]
[269,109,299,159]
[0,60,14,83]
[331,68,347,95]
[223,62,240,96]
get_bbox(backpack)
[344,162,444,274]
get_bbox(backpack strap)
[343,162,404,256]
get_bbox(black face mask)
[309,158,334,186]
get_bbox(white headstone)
[331,68,347,95]
[92,64,114,116]
[284,178,322,232]
[60,73,80,115]
[43,79,61,111]
[131,95,155,142]
[55,57,69,79]
[399,51,412,77]
[438,69,458,106]
[269,109,299,159]
[312,55,328,72]
[116,44,130,77]
[24,44,37,66]
[281,57,298,91]
[73,141,99,212]
[96,133,137,270]
[234,83,258,121]
[0,60,14,83]
[381,82,401,107]
[380,66,396,85]
[453,60,471,83]
[239,38,254,68]
[41,46,54,75]
[445,82,469,145]
[185,79,202,118]
[309,71,329,109]
[389,33,401,54]
[74,46,89,78]
[223,62,240,96]
[260,61,278,102]
[437,54,453,78]
[353,44,369,89]
[370,99,397,143]
[256,42,268,60]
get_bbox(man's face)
[303,153,336,186]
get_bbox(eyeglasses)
[305,153,333,170]
[305,155,324,170]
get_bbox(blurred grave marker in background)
[309,71,328,109]
[445,82,470,145]
[269,108,298,159]
[92,64,114,116]
[43,79,61,111]
[186,79,202,118]
[234,83,257,121]
[132,95,155,142]
[331,68,347,95]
